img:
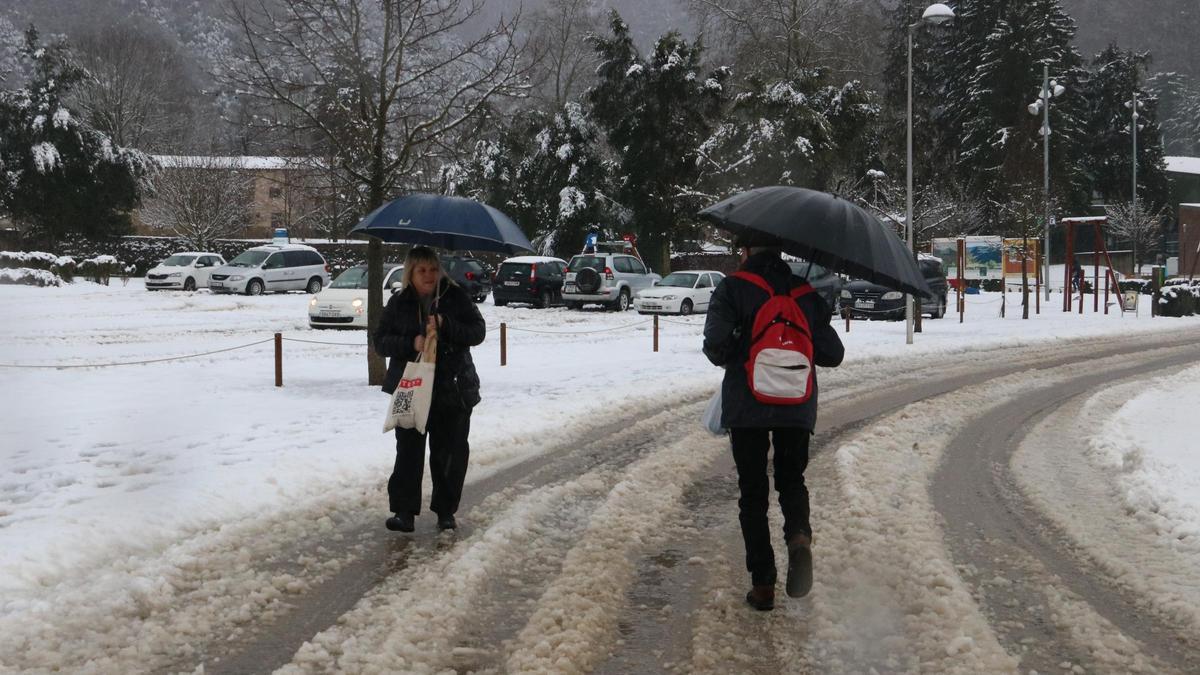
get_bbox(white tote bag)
[383,333,437,434]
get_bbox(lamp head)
[922,3,956,25]
[1027,101,1042,116]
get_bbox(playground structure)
[937,216,1161,321]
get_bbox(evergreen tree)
[0,28,149,244]
[1080,46,1171,212]
[1148,71,1200,156]
[948,0,1090,222]
[450,103,613,258]
[699,71,877,197]
[586,12,729,272]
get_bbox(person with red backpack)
[702,235,845,611]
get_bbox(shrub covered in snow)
[78,255,125,285]
[0,250,57,270]
[1157,284,1197,317]
[1118,279,1153,295]
[0,267,62,286]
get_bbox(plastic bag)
[702,388,725,435]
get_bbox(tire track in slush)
[933,342,1200,674]
[193,404,709,675]
[188,330,1200,674]
[586,330,1200,675]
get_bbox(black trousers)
[389,403,472,517]
[730,427,812,586]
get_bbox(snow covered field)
[1,278,1198,670]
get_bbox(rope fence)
[0,338,273,369]
[1,289,1141,378]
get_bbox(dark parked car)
[843,255,949,320]
[492,256,568,308]
[787,259,845,311]
[440,253,493,302]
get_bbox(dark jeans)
[389,404,472,517]
[730,427,812,586]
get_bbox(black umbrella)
[697,186,934,298]
[350,193,534,255]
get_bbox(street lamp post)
[906,2,954,345]
[1125,92,1143,272]
[1027,64,1065,302]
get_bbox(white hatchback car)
[309,264,405,328]
[633,270,725,315]
[145,252,226,291]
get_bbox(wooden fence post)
[500,323,507,366]
[653,315,659,352]
[274,332,282,387]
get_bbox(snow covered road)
[3,281,1200,673]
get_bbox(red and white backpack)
[733,271,816,405]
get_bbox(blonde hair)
[401,246,442,290]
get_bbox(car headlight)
[351,298,363,308]
[309,297,317,307]
[840,289,852,299]
[229,275,244,281]
[661,295,676,300]
[882,291,903,300]
[167,272,180,278]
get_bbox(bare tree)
[140,155,255,250]
[223,0,528,384]
[1106,199,1167,276]
[689,0,868,81]
[69,24,190,151]
[524,0,602,110]
[838,171,988,247]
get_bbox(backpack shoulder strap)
[790,282,815,300]
[732,270,775,295]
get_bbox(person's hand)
[413,334,425,352]
[426,315,439,336]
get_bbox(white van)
[209,244,330,295]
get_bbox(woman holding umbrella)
[373,246,486,532]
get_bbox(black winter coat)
[703,252,844,430]
[374,279,486,410]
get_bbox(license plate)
[504,281,519,286]
[855,299,874,309]
[318,309,341,317]
[210,282,223,288]
[564,283,576,293]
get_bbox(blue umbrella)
[350,193,534,254]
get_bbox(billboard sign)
[1002,238,1040,281]
[931,236,1003,280]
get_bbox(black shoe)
[436,514,457,530]
[745,584,775,611]
[786,534,813,598]
[386,512,414,532]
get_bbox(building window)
[271,212,286,228]
[269,186,284,200]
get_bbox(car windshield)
[228,250,270,267]
[659,272,698,288]
[330,266,370,289]
[569,256,605,272]
[162,255,197,266]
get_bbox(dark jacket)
[703,252,844,430]
[374,278,486,410]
